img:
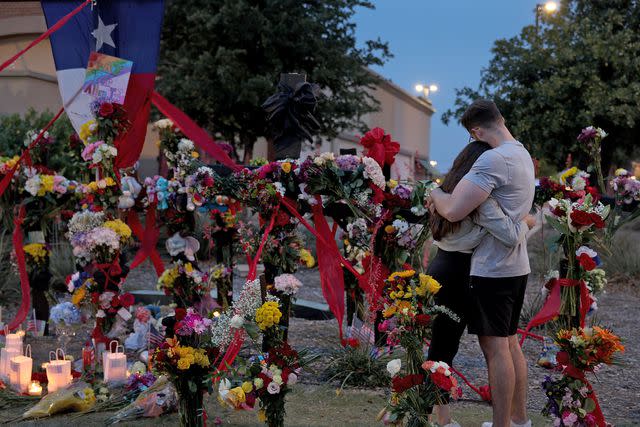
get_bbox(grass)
[323,344,391,389]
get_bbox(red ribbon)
[128,207,165,276]
[311,196,346,340]
[246,205,280,281]
[520,278,592,345]
[2,206,30,333]
[0,0,92,72]
[556,351,608,427]
[0,107,65,197]
[277,195,361,278]
[151,91,242,172]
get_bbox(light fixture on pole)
[415,83,439,99]
[535,1,559,32]
[429,160,438,167]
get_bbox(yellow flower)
[241,381,253,393]
[226,387,246,408]
[105,177,116,186]
[72,287,86,306]
[104,219,132,242]
[418,273,441,295]
[88,181,98,192]
[177,358,191,370]
[23,243,49,264]
[39,175,54,196]
[185,263,194,274]
[299,248,315,268]
[258,409,267,422]
[191,151,200,159]
[79,119,96,143]
[382,305,397,318]
[384,225,396,234]
[615,168,629,177]
[255,301,282,330]
[560,167,578,184]
[281,162,292,173]
[388,270,416,281]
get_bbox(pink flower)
[135,306,151,323]
[81,141,104,162]
[562,411,578,426]
[99,291,116,309]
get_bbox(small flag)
[147,323,164,349]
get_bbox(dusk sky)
[355,0,548,171]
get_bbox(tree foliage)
[442,0,640,170]
[158,0,390,162]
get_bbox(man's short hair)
[460,99,503,131]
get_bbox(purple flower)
[335,155,361,171]
[392,184,412,199]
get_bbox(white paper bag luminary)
[103,340,127,384]
[0,346,21,380]
[46,349,72,393]
[9,344,32,393]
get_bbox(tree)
[158,0,391,163]
[442,0,640,171]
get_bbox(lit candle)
[9,344,32,393]
[46,350,72,393]
[103,341,127,384]
[5,332,23,351]
[0,346,21,380]
[28,381,42,396]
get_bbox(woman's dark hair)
[430,141,492,240]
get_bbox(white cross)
[91,15,117,51]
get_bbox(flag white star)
[91,15,117,51]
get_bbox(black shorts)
[467,275,528,337]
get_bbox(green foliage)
[158,0,391,161]
[442,0,640,170]
[0,109,86,180]
[0,230,20,306]
[324,343,390,388]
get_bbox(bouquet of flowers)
[554,326,624,373]
[542,375,600,427]
[209,264,233,309]
[81,140,118,172]
[380,358,461,426]
[300,152,383,222]
[152,308,219,427]
[219,341,302,427]
[23,243,49,270]
[75,176,119,211]
[67,211,131,266]
[546,194,609,317]
[153,119,199,175]
[157,261,210,307]
[377,269,459,426]
[576,126,607,191]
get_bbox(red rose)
[577,253,596,271]
[415,314,432,326]
[120,292,135,308]
[341,337,360,348]
[589,212,605,229]
[570,210,593,228]
[111,295,121,308]
[175,308,187,321]
[586,186,600,202]
[203,175,214,187]
[99,102,114,117]
[392,373,424,393]
[430,371,455,392]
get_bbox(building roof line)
[367,68,436,115]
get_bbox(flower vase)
[55,323,76,354]
[175,378,205,427]
[263,394,286,427]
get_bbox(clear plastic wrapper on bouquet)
[106,375,178,424]
[22,380,95,419]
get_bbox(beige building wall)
[1,3,433,180]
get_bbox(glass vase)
[175,378,205,427]
[55,323,76,354]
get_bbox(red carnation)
[175,308,187,321]
[570,210,593,228]
[577,253,596,271]
[392,373,424,393]
[430,371,456,392]
[110,295,121,308]
[203,175,214,187]
[99,102,114,117]
[415,314,431,327]
[341,337,360,348]
[120,293,135,308]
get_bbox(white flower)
[253,378,264,389]
[575,246,597,258]
[386,359,401,376]
[548,198,559,210]
[273,181,286,197]
[178,138,194,152]
[362,156,386,189]
[267,381,281,394]
[96,309,106,318]
[229,315,244,329]
[274,274,302,295]
[24,175,41,196]
[572,177,586,191]
[153,118,173,129]
[272,374,283,385]
[287,373,298,385]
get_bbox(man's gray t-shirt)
[462,140,535,278]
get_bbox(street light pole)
[415,83,439,100]
[535,1,559,33]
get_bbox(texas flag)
[41,0,165,168]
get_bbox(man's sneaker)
[481,421,532,427]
